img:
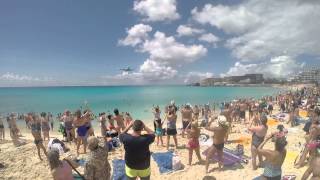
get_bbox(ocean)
[0,86,282,122]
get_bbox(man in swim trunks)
[193,105,200,120]
[239,101,247,124]
[181,104,193,138]
[120,120,155,180]
[205,116,228,173]
[29,113,48,160]
[61,110,75,143]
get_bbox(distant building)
[200,74,264,86]
[291,67,320,83]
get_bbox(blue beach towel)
[112,159,126,180]
[151,151,173,174]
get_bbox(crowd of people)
[1,86,320,180]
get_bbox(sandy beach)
[0,108,309,180]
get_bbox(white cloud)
[184,72,214,83]
[192,4,261,34]
[133,0,180,22]
[141,31,207,67]
[118,24,152,47]
[176,25,204,37]
[222,56,305,78]
[192,0,320,61]
[0,72,43,81]
[114,31,208,84]
[198,33,220,46]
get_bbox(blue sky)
[0,0,319,86]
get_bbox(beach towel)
[202,148,244,166]
[151,151,173,174]
[285,151,299,164]
[267,118,279,126]
[299,109,308,118]
[271,113,288,122]
[112,159,126,180]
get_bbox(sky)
[0,0,319,86]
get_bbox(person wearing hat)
[205,115,228,173]
[84,136,111,180]
[119,120,155,180]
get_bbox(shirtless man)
[302,145,320,180]
[29,113,48,160]
[239,101,247,124]
[193,105,200,120]
[205,116,228,173]
[220,103,232,142]
[60,110,75,143]
[181,104,193,138]
[113,109,125,132]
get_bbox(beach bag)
[172,153,182,171]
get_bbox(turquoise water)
[0,86,281,121]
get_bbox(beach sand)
[0,112,309,180]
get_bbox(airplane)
[120,66,134,72]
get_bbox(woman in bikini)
[257,135,287,180]
[248,115,268,170]
[153,106,164,146]
[29,113,47,160]
[186,123,203,165]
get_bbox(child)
[153,106,164,146]
[186,123,203,165]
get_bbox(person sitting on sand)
[41,112,50,141]
[181,104,193,138]
[302,144,320,180]
[47,149,80,180]
[29,113,48,160]
[0,115,5,140]
[257,135,287,180]
[186,122,203,165]
[61,110,75,143]
[248,114,268,170]
[84,136,111,180]
[124,112,133,128]
[119,120,155,180]
[74,110,90,156]
[48,138,70,155]
[99,112,107,138]
[166,109,178,150]
[113,109,125,132]
[205,115,229,173]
